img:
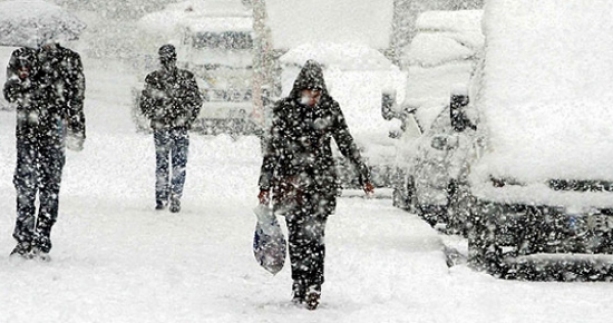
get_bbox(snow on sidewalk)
[0,59,613,322]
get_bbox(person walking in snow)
[140,44,203,213]
[3,39,86,260]
[257,60,375,310]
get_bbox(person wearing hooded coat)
[257,60,375,310]
[3,40,86,260]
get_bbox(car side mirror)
[381,90,396,121]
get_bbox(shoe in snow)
[31,247,51,262]
[169,197,181,213]
[305,292,320,310]
[155,200,167,210]
[304,286,321,310]
[9,242,32,259]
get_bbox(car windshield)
[191,31,253,51]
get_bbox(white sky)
[266,0,394,50]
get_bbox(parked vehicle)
[467,0,613,280]
[132,0,259,136]
[279,42,406,188]
[386,10,483,231]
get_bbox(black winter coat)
[140,67,203,130]
[259,60,370,202]
[3,46,86,140]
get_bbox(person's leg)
[284,209,309,303]
[169,128,189,212]
[276,181,308,303]
[284,196,331,308]
[301,193,335,310]
[11,134,39,257]
[35,135,66,256]
[154,129,171,209]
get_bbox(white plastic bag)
[252,205,287,275]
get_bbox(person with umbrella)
[3,33,86,261]
[257,60,374,310]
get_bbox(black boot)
[9,241,33,259]
[31,235,52,262]
[169,196,181,213]
[155,200,167,210]
[304,285,321,310]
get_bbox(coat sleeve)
[258,102,285,191]
[185,72,203,127]
[331,102,371,185]
[140,73,160,119]
[65,52,86,139]
[3,49,31,103]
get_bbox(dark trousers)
[13,131,65,251]
[280,187,336,289]
[154,128,189,203]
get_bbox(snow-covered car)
[278,42,406,188]
[467,0,613,280]
[131,0,259,135]
[387,10,483,231]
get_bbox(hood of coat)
[289,60,330,100]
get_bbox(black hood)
[289,60,329,99]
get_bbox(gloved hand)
[363,181,375,198]
[258,189,270,205]
[66,134,85,152]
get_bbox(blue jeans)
[13,130,65,250]
[154,128,189,203]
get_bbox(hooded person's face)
[160,56,177,71]
[300,88,322,107]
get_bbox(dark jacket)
[140,67,203,130]
[258,60,370,200]
[3,46,86,140]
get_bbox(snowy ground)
[1,59,613,322]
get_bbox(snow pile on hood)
[405,62,475,131]
[403,10,483,68]
[137,0,251,35]
[400,10,483,131]
[477,0,613,182]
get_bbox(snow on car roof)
[402,10,484,68]
[406,33,476,67]
[280,42,394,71]
[137,0,252,35]
[416,10,483,33]
[478,0,613,181]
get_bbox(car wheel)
[468,200,505,276]
[447,182,472,237]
